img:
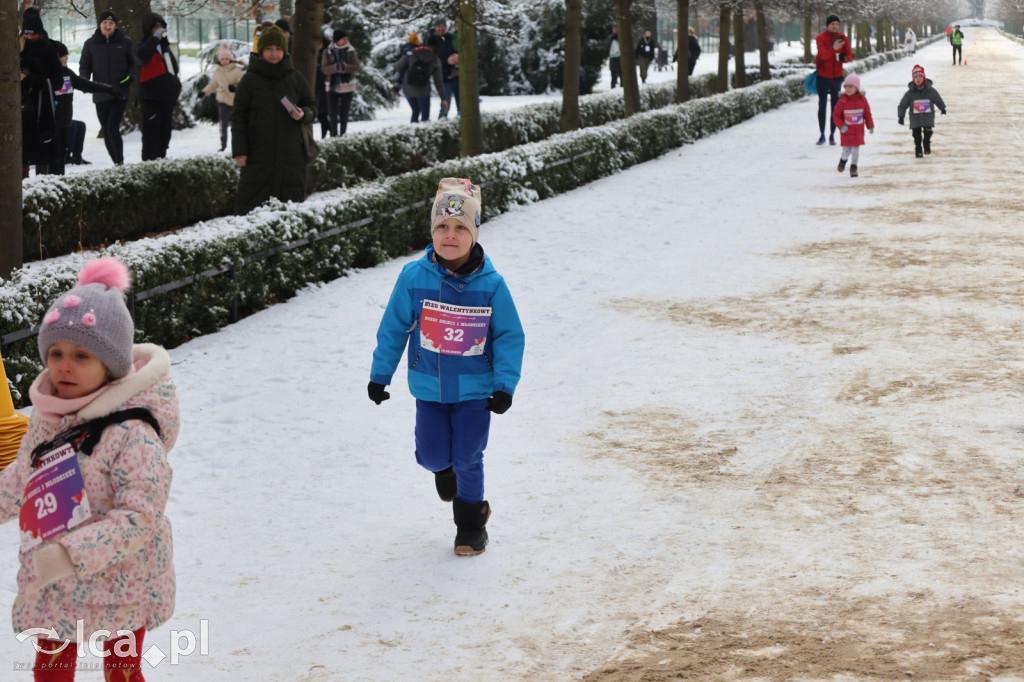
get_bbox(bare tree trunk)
[717,3,730,93]
[675,0,690,103]
[615,0,640,115]
[754,0,770,81]
[875,21,884,53]
[802,11,811,62]
[732,3,744,88]
[1,3,22,276]
[291,0,323,96]
[458,0,482,156]
[560,0,582,132]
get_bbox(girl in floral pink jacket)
[0,257,179,681]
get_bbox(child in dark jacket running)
[832,74,874,177]
[898,64,947,158]
[368,178,525,556]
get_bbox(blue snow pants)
[415,399,490,504]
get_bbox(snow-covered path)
[4,26,1024,681]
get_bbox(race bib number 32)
[420,300,492,356]
[19,444,91,552]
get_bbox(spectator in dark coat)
[231,25,317,215]
[634,29,657,84]
[19,8,63,178]
[134,12,181,161]
[672,27,702,76]
[45,41,122,174]
[431,19,459,119]
[395,34,448,123]
[79,9,133,165]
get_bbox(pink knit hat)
[842,74,860,90]
[218,41,233,63]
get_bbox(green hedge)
[4,52,901,404]
[18,71,735,263]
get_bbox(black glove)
[228,84,237,92]
[367,382,390,405]
[486,391,513,415]
[897,117,905,125]
[940,109,947,115]
[111,85,127,100]
[838,53,847,63]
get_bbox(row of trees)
[0,0,993,278]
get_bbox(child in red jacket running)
[832,74,874,177]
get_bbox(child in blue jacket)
[369,178,525,556]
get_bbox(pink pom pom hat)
[37,257,136,378]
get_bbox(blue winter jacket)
[371,245,525,404]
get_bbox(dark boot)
[849,164,858,177]
[453,497,490,556]
[837,159,847,172]
[434,467,457,502]
[923,128,932,154]
[913,128,923,157]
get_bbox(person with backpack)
[395,33,448,123]
[319,29,360,137]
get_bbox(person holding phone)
[133,12,181,161]
[230,25,316,214]
[814,14,853,146]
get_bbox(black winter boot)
[453,498,490,556]
[434,467,457,502]
[923,128,932,154]
[849,164,858,177]
[837,159,847,172]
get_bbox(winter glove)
[228,84,237,92]
[838,53,847,63]
[111,84,128,100]
[367,381,390,405]
[940,109,947,115]
[868,128,874,134]
[897,117,905,125]
[486,391,513,415]
[31,544,74,592]
[840,125,849,133]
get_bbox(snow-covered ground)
[7,26,1024,681]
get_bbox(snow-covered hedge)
[3,52,900,403]
[20,71,730,263]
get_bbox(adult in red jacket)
[815,14,852,146]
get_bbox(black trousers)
[952,44,962,64]
[95,99,127,164]
[326,91,354,136]
[140,99,174,161]
[816,75,843,135]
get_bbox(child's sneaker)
[837,159,847,172]
[434,467,457,502]
[849,164,858,177]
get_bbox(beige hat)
[431,178,482,245]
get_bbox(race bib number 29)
[420,300,491,356]
[19,444,91,552]
[913,99,932,114]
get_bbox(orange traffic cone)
[0,351,29,472]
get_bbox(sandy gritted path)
[580,28,1024,681]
